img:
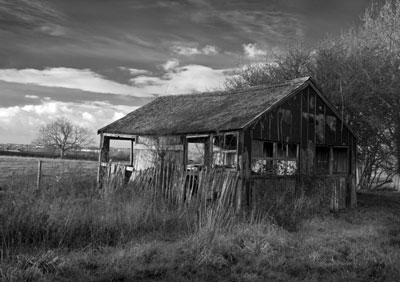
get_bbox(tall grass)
[1,168,242,258]
[1,166,330,258]
[1,178,187,255]
[2,166,400,281]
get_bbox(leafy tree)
[33,118,93,159]
[226,0,400,188]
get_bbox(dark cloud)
[0,0,372,71]
[0,0,65,36]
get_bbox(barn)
[97,77,357,210]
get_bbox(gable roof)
[98,77,354,137]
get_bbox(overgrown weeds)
[0,170,331,255]
[2,169,400,281]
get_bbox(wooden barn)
[97,77,357,210]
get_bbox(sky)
[0,0,372,145]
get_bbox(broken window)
[251,141,274,174]
[315,146,330,174]
[276,143,298,175]
[333,147,348,174]
[187,136,207,170]
[212,132,238,169]
[251,141,298,175]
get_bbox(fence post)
[36,160,42,190]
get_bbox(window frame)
[251,140,299,175]
[315,145,331,175]
[212,132,239,170]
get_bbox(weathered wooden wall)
[239,84,357,209]
[245,87,355,170]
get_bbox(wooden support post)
[183,136,188,170]
[130,139,134,167]
[97,134,110,188]
[36,160,42,190]
[204,135,212,170]
[238,130,251,209]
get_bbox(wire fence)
[0,156,97,189]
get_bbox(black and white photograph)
[1,0,400,281]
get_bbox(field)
[0,156,98,186]
[1,157,400,281]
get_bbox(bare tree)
[33,118,93,159]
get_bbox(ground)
[1,157,400,281]
[1,191,399,281]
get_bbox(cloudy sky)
[0,0,371,144]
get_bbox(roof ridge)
[157,76,311,99]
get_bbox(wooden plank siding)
[240,84,357,210]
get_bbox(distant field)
[0,156,97,185]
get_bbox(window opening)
[186,137,207,171]
[333,147,348,174]
[251,141,298,175]
[212,132,238,169]
[315,146,330,175]
[263,142,273,158]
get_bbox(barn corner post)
[97,133,110,189]
[350,138,357,208]
[238,130,251,212]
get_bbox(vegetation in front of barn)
[1,170,400,282]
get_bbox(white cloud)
[0,100,137,144]
[119,67,151,76]
[112,112,125,120]
[202,45,218,55]
[25,95,39,99]
[39,24,67,37]
[133,76,164,86]
[243,43,267,58]
[0,61,236,144]
[0,63,231,100]
[171,44,219,56]
[161,59,180,71]
[131,63,231,95]
[172,46,201,56]
[0,68,149,97]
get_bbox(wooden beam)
[103,133,136,140]
[186,134,210,138]
[133,144,183,150]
